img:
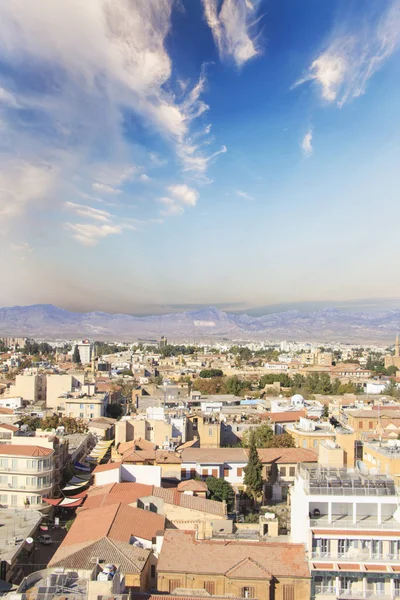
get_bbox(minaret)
[395,334,399,358]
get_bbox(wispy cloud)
[293,1,400,106]
[202,0,262,67]
[236,189,255,201]
[159,184,199,216]
[301,130,313,158]
[65,222,122,246]
[10,242,32,253]
[65,201,112,222]
[92,182,122,195]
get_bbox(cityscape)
[1,0,400,600]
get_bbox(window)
[359,421,364,429]
[150,565,156,579]
[204,582,215,595]
[90,404,94,409]
[338,539,348,556]
[394,579,400,596]
[302,440,307,448]
[242,587,255,598]
[202,469,208,478]
[212,469,218,477]
[283,584,295,600]
[369,421,373,429]
[391,541,400,558]
[237,467,243,477]
[289,466,296,477]
[190,468,196,478]
[80,403,84,409]
[80,413,84,418]
[224,467,229,477]
[181,469,187,479]
[90,413,94,418]
[0,494,7,503]
[372,540,382,558]
[208,427,213,436]
[169,580,181,593]
[313,440,318,448]
[280,466,287,476]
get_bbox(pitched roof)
[176,438,199,451]
[0,423,18,432]
[255,448,318,464]
[50,537,149,573]
[265,411,306,423]
[180,447,248,464]
[0,445,53,457]
[158,530,310,578]
[155,451,182,464]
[177,479,208,492]
[80,481,226,516]
[60,502,164,547]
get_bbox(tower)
[395,334,399,358]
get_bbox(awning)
[75,462,91,471]
[43,497,84,508]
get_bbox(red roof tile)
[0,445,53,456]
[93,462,120,473]
[255,448,318,464]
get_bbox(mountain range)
[0,304,399,343]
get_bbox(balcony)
[315,589,396,600]
[0,482,53,492]
[0,465,54,474]
[312,552,400,562]
[310,514,400,531]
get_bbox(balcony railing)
[0,465,53,474]
[312,552,399,562]
[310,516,400,531]
[315,589,395,600]
[0,483,53,492]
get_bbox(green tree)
[384,379,400,398]
[199,369,224,378]
[264,433,295,448]
[243,432,263,501]
[205,477,235,511]
[106,403,123,419]
[322,405,329,418]
[72,345,81,364]
[242,424,274,448]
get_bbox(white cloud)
[159,183,199,216]
[65,222,122,246]
[0,87,21,109]
[301,130,313,158]
[202,0,262,67]
[294,1,400,106]
[65,201,112,222]
[140,174,151,182]
[92,182,122,195]
[167,184,199,207]
[0,160,55,219]
[236,189,254,201]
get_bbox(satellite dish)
[356,460,369,476]
[26,537,33,544]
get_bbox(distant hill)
[0,303,399,342]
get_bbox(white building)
[0,397,23,410]
[0,445,55,509]
[291,463,400,600]
[73,340,93,364]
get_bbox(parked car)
[37,534,52,545]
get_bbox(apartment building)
[0,445,54,508]
[46,372,85,409]
[73,339,93,364]
[285,418,336,453]
[56,387,109,420]
[363,440,400,485]
[4,372,46,403]
[186,413,221,448]
[291,463,400,600]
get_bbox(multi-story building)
[0,444,54,508]
[3,372,46,403]
[73,339,93,364]
[55,387,109,420]
[363,440,400,486]
[46,372,85,409]
[186,413,221,448]
[291,462,400,600]
[179,447,248,490]
[286,418,336,454]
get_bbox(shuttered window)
[241,587,255,598]
[283,584,295,600]
[204,581,216,595]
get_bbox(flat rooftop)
[298,464,397,496]
[0,508,42,565]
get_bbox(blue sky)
[1,0,400,315]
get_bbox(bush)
[199,369,224,378]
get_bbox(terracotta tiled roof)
[158,530,309,578]
[176,439,199,451]
[0,408,13,415]
[0,445,53,456]
[50,537,149,573]
[180,448,248,464]
[93,462,120,473]
[266,411,306,423]
[80,481,226,516]
[225,557,272,579]
[155,451,182,464]
[62,501,164,546]
[0,423,18,432]
[177,479,208,492]
[255,448,318,464]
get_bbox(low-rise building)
[157,529,310,600]
[180,447,248,490]
[285,418,336,454]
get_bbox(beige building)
[46,373,85,409]
[4,372,46,403]
[384,335,400,369]
[363,440,400,485]
[186,414,221,448]
[0,444,54,508]
[285,419,336,454]
[157,529,311,600]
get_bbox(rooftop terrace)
[298,464,397,496]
